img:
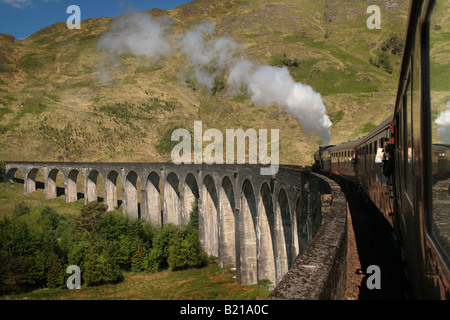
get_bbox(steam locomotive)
[313,0,449,299]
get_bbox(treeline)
[0,199,208,295]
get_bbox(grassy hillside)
[0,0,409,165]
[1,263,270,300]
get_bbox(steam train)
[313,0,449,299]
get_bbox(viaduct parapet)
[4,161,347,298]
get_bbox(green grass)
[360,122,377,134]
[17,53,43,71]
[0,182,86,219]
[135,66,163,74]
[1,264,271,300]
[329,110,344,125]
[270,53,380,96]
[0,106,12,120]
[14,102,47,120]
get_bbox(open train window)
[427,0,450,263]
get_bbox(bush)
[155,125,186,155]
[145,224,178,271]
[40,206,66,230]
[73,201,107,233]
[167,231,189,270]
[13,201,31,218]
[131,237,148,272]
[83,241,123,286]
[173,199,207,270]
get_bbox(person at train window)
[350,153,356,164]
[382,144,395,177]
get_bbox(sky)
[0,0,192,39]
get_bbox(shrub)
[155,125,186,155]
[13,201,31,218]
[131,237,148,272]
[146,224,178,271]
[83,241,123,286]
[73,201,107,233]
[40,206,66,230]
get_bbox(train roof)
[329,115,393,152]
[330,138,363,151]
[319,145,335,151]
[360,115,393,143]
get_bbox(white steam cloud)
[97,13,332,144]
[178,20,239,88]
[435,101,450,144]
[228,60,332,144]
[97,12,172,59]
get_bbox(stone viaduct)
[4,161,348,299]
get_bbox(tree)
[83,240,123,286]
[40,206,66,230]
[13,201,31,218]
[168,231,188,270]
[170,199,207,269]
[182,228,207,269]
[46,252,65,288]
[131,237,148,272]
[73,201,107,233]
[144,224,178,272]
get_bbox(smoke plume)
[228,59,332,144]
[177,20,239,89]
[435,102,450,144]
[97,14,332,144]
[97,12,172,59]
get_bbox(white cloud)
[1,0,32,8]
[1,0,55,9]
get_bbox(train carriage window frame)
[404,72,414,202]
[424,0,450,266]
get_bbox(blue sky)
[0,0,192,39]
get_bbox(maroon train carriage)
[314,0,449,299]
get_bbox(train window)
[404,73,413,198]
[396,111,402,151]
[428,0,450,262]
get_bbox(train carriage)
[315,0,450,299]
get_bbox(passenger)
[350,153,356,164]
[382,144,395,177]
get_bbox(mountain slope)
[0,0,408,165]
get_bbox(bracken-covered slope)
[0,0,408,165]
